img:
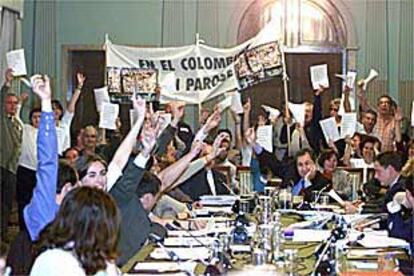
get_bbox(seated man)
[348,151,407,214]
[178,137,231,201]
[386,175,413,253]
[285,149,330,202]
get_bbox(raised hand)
[244,127,256,146]
[76,72,86,88]
[132,95,146,122]
[315,85,328,96]
[30,75,51,100]
[343,85,351,95]
[19,92,29,104]
[5,68,14,86]
[394,106,403,122]
[204,109,221,133]
[189,140,204,158]
[243,97,251,113]
[141,125,158,158]
[207,132,228,159]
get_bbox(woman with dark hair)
[30,187,120,275]
[318,149,352,200]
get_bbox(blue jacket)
[23,111,59,241]
[388,211,414,254]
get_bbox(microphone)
[170,221,229,274]
[313,185,330,206]
[148,233,180,262]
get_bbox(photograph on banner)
[107,67,158,93]
[234,41,283,90]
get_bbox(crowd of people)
[0,67,413,275]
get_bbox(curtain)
[0,7,19,87]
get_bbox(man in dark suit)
[373,151,407,210]
[178,142,231,201]
[287,149,330,203]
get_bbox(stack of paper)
[358,234,409,249]
[292,229,331,242]
[134,261,197,273]
[150,247,210,260]
[164,237,215,247]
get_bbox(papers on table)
[193,206,233,216]
[164,237,215,247]
[361,69,379,90]
[328,189,345,206]
[6,49,27,76]
[230,244,251,253]
[357,233,409,249]
[319,117,340,143]
[256,125,273,153]
[134,261,197,273]
[94,87,110,112]
[292,229,331,242]
[261,105,281,121]
[199,195,238,206]
[150,247,210,260]
[287,102,306,126]
[340,112,357,138]
[310,64,329,90]
[99,102,119,130]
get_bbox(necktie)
[292,179,305,196]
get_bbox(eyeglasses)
[330,108,339,112]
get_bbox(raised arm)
[23,75,58,241]
[357,82,374,112]
[66,72,85,114]
[242,98,251,140]
[343,85,352,113]
[106,97,146,191]
[157,141,203,193]
[230,109,243,150]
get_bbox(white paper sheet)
[310,64,329,90]
[199,195,238,206]
[319,117,340,143]
[227,91,243,114]
[411,101,414,127]
[340,112,357,138]
[217,96,232,112]
[6,49,27,76]
[261,105,281,120]
[346,71,357,89]
[150,247,210,260]
[292,229,331,242]
[288,102,306,126]
[99,102,119,130]
[94,86,110,112]
[129,109,137,129]
[328,189,345,206]
[358,234,409,249]
[256,125,273,153]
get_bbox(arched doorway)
[235,0,356,121]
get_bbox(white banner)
[105,22,282,104]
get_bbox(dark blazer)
[178,168,230,201]
[109,158,151,266]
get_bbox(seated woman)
[318,149,352,200]
[30,187,120,275]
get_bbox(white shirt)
[57,111,74,155]
[206,169,217,195]
[18,124,38,170]
[30,248,119,276]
